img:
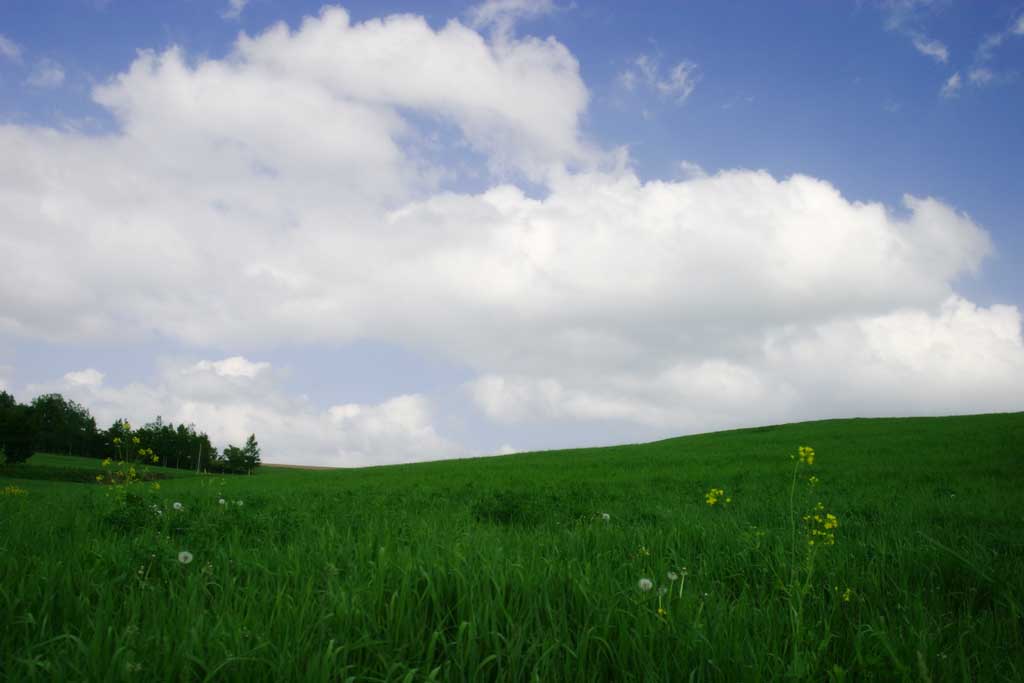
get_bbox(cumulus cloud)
[26,357,462,467]
[940,71,961,97]
[678,160,708,180]
[64,368,104,387]
[0,34,21,62]
[26,59,65,88]
[1,4,1021,457]
[194,356,269,378]
[469,297,1023,431]
[619,55,699,103]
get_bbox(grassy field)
[1,413,1022,681]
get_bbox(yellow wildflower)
[705,487,727,506]
[798,446,815,466]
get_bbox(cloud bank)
[27,357,460,467]
[1,5,1021,464]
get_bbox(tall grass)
[1,413,1022,681]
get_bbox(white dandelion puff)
[638,578,653,592]
[178,551,193,565]
[218,498,226,506]
[667,571,679,581]
[600,512,611,521]
[172,502,183,511]
[235,500,244,507]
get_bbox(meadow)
[1,413,1022,682]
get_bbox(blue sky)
[1,0,1022,465]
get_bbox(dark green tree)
[30,393,98,457]
[0,402,36,464]
[242,434,261,474]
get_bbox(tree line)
[0,391,261,474]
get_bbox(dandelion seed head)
[172,502,183,510]
[178,551,193,565]
[667,571,679,581]
[638,578,653,592]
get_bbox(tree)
[30,393,97,457]
[0,391,15,410]
[242,434,261,474]
[0,403,36,464]
[222,444,247,474]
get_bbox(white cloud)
[881,0,937,31]
[1015,15,1024,35]
[27,357,463,467]
[619,55,700,104]
[657,61,699,101]
[468,297,1023,430]
[968,67,994,85]
[223,0,249,20]
[0,34,21,62]
[467,0,555,37]
[193,356,269,378]
[64,368,104,387]
[911,35,948,63]
[678,160,708,180]
[26,59,65,88]
[940,71,961,98]
[1,4,1021,457]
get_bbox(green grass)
[1,413,1022,681]
[0,453,193,484]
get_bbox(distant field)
[2,413,1022,681]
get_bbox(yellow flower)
[113,437,121,445]
[132,437,141,444]
[798,446,815,466]
[151,455,159,464]
[808,475,819,486]
[101,458,112,467]
[705,487,726,506]
[657,607,668,617]
[151,482,161,491]
[95,474,104,482]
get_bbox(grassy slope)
[1,413,1022,681]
